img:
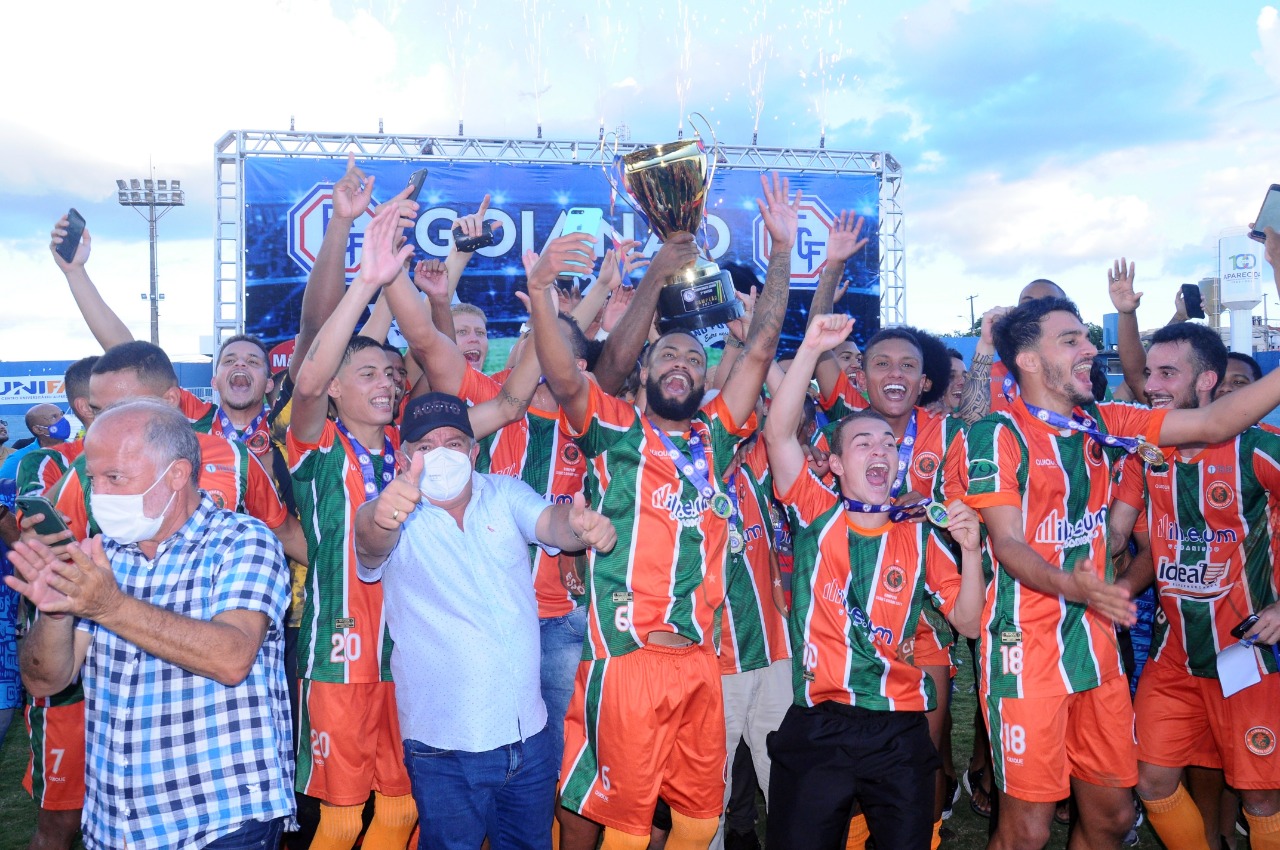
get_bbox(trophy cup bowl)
[614,140,744,334]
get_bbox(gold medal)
[728,526,744,554]
[926,503,949,527]
[1136,440,1166,467]
[711,492,734,519]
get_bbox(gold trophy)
[605,124,743,334]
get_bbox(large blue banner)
[244,156,881,355]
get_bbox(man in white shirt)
[353,392,616,850]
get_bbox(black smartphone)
[452,220,498,252]
[1181,283,1205,319]
[57,208,86,264]
[16,495,70,538]
[1232,614,1260,641]
[1249,184,1280,243]
[405,169,428,203]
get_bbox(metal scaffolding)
[213,129,906,344]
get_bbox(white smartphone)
[561,207,604,274]
[1249,184,1280,243]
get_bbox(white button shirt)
[359,471,557,752]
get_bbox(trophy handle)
[598,131,653,235]
[688,112,722,189]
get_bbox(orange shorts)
[295,679,411,805]
[23,701,86,811]
[983,675,1137,802]
[1136,656,1280,788]
[559,644,726,836]
[912,612,955,671]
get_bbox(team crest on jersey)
[562,444,581,465]
[1206,482,1234,510]
[1246,726,1276,756]
[968,459,998,481]
[208,489,228,508]
[1085,439,1105,467]
[246,430,271,454]
[882,565,906,592]
[914,452,939,478]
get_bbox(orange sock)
[311,803,365,850]
[1246,809,1280,850]
[930,818,942,850]
[1142,785,1211,850]
[361,792,418,850]
[844,813,869,850]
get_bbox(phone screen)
[57,208,86,264]
[1250,185,1280,242]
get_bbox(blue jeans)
[204,817,287,849]
[404,726,556,850]
[540,606,586,771]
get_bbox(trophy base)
[656,263,745,334]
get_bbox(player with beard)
[528,173,798,850]
[763,314,985,850]
[966,296,1280,850]
[1107,321,1280,850]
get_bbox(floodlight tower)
[116,177,184,344]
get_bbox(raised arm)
[291,203,413,444]
[529,233,598,431]
[1106,258,1147,398]
[593,232,700,394]
[956,306,1008,425]
[718,173,798,426]
[467,304,546,440]
[764,314,854,496]
[50,216,134,349]
[570,239,645,333]
[535,492,617,554]
[360,291,393,343]
[291,154,379,380]
[1160,362,1280,445]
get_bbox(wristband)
[724,336,745,349]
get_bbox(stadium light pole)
[116,177,184,344]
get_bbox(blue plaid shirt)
[77,494,295,850]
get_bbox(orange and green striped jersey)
[817,369,870,420]
[966,398,1165,698]
[288,419,399,683]
[16,438,83,496]
[563,382,752,659]
[177,388,218,434]
[1114,428,1280,678]
[781,468,963,711]
[719,437,791,674]
[460,367,587,618]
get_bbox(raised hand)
[358,203,416,288]
[569,491,617,552]
[757,171,802,254]
[1106,258,1140,314]
[454,194,502,249]
[642,232,700,283]
[979,306,1010,346]
[726,285,758,342]
[372,183,420,232]
[800,313,855,354]
[945,500,981,552]
[332,153,375,222]
[601,285,634,333]
[413,259,450,300]
[50,216,90,272]
[375,449,425,529]
[826,210,868,265]
[527,233,597,295]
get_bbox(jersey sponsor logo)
[968,459,999,481]
[1154,516,1238,545]
[1206,482,1235,510]
[1246,726,1276,756]
[822,579,894,645]
[743,522,766,544]
[1034,458,1058,468]
[651,483,711,527]
[1155,557,1229,599]
[914,452,939,478]
[882,564,906,592]
[1206,464,1235,475]
[1033,507,1106,550]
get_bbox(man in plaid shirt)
[7,399,295,850]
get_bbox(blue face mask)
[46,417,72,441]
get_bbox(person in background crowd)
[17,357,97,497]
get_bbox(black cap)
[401,392,473,443]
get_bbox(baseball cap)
[401,392,474,443]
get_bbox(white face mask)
[90,461,178,544]
[418,446,473,502]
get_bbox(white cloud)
[1258,6,1280,85]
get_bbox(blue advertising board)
[244,157,882,356]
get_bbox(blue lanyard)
[1022,402,1164,465]
[648,418,714,500]
[334,419,395,496]
[892,410,919,498]
[1001,373,1019,404]
[215,405,269,451]
[1241,636,1280,669]
[843,496,932,524]
[726,470,742,525]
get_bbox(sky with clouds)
[3,0,1278,360]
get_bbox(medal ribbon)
[892,410,919,499]
[1021,402,1159,463]
[334,419,396,497]
[842,496,932,524]
[214,405,268,445]
[1001,373,1019,404]
[647,418,717,503]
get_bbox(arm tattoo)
[957,360,992,425]
[498,387,530,413]
[746,250,791,351]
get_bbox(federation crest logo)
[915,451,939,478]
[1246,726,1276,756]
[752,194,842,286]
[287,183,378,281]
[1206,482,1235,510]
[883,564,906,592]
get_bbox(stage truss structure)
[214,129,905,346]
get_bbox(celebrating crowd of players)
[6,153,1280,850]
